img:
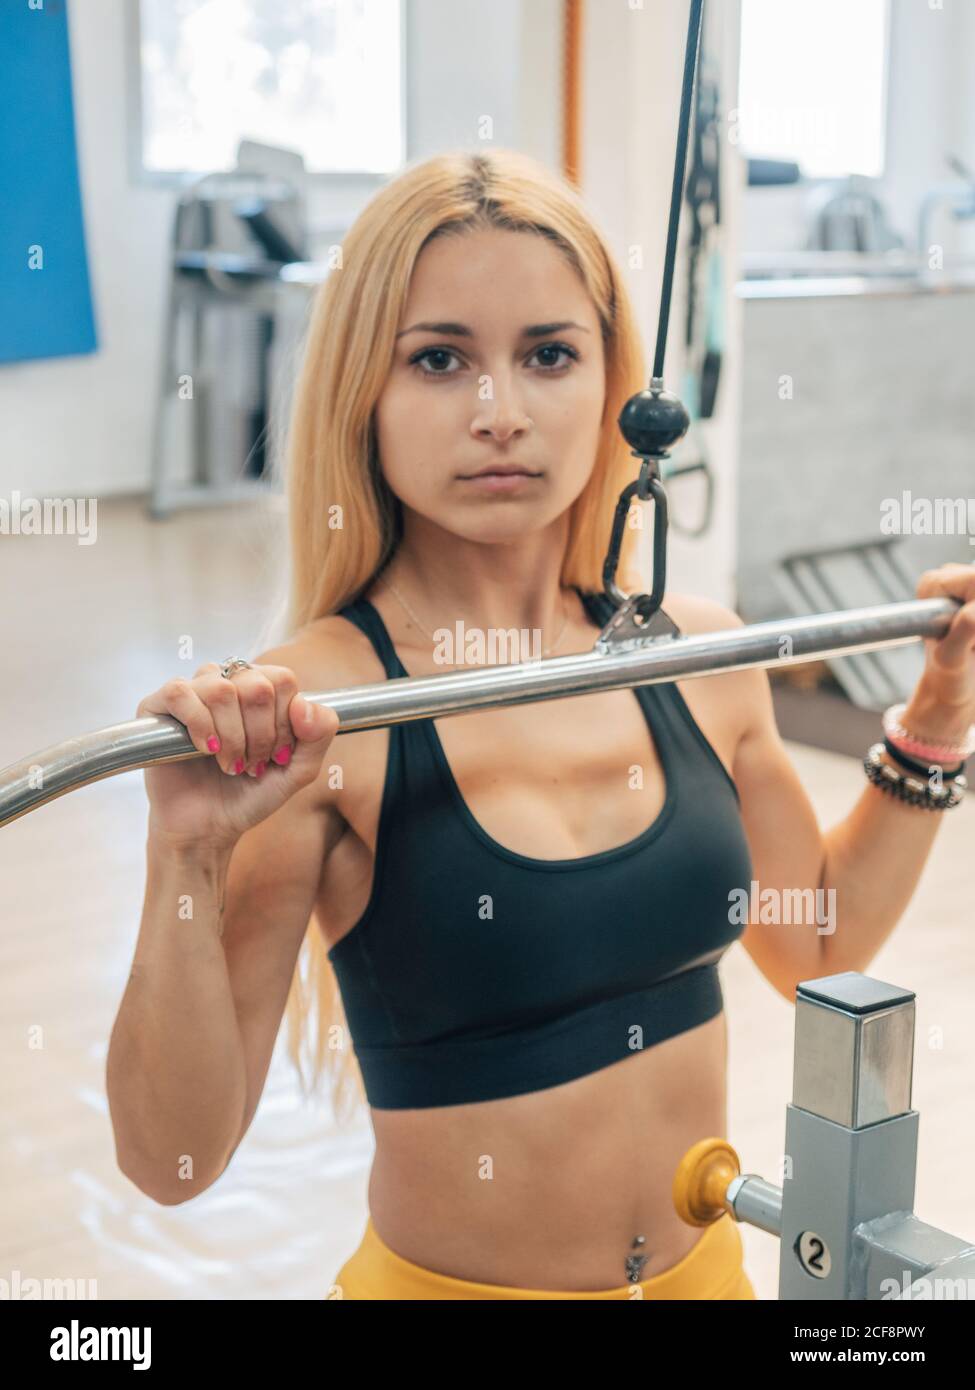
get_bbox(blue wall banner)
[0,0,98,364]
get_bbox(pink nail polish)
[207,735,221,753]
[255,761,266,778]
[272,745,292,766]
[234,757,245,775]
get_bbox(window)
[737,0,890,179]
[136,0,404,176]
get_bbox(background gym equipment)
[0,595,961,828]
[776,534,925,710]
[674,971,975,1300]
[150,140,320,518]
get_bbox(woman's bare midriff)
[308,587,746,1291]
[366,1015,728,1289]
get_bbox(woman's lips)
[459,471,542,492]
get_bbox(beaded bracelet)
[882,735,966,781]
[863,743,967,810]
[882,702,975,764]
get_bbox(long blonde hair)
[278,148,649,1122]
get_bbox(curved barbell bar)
[0,596,959,828]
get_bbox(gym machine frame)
[2,0,972,1302]
[675,973,975,1301]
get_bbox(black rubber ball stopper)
[618,387,691,457]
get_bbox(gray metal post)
[779,973,973,1300]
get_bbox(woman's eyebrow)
[395,320,590,340]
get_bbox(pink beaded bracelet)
[882,702,975,764]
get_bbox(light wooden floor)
[1,496,972,1300]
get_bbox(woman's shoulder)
[590,587,743,637]
[661,591,767,754]
[255,609,389,692]
[662,591,745,636]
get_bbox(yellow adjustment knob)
[672,1137,741,1227]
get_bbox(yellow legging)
[328,1212,757,1300]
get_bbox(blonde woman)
[107,149,975,1301]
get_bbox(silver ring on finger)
[218,657,253,680]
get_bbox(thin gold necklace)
[380,575,571,659]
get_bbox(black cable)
[652,0,705,383]
[606,0,707,612]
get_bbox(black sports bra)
[328,587,753,1109]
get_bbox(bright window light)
[737,0,890,178]
[138,0,403,174]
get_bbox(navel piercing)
[625,1234,649,1283]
